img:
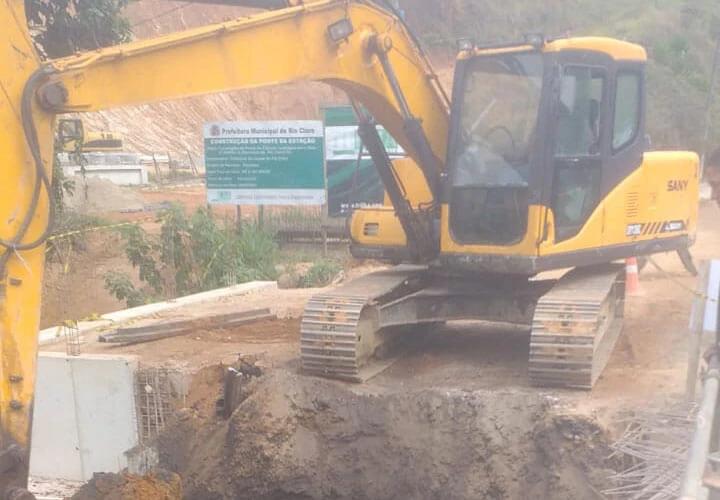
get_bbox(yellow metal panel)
[381,158,433,208]
[457,44,535,60]
[0,0,54,487]
[439,204,546,256]
[458,37,646,62]
[437,151,698,261]
[544,37,647,61]
[539,151,699,255]
[350,207,407,247]
[602,151,699,246]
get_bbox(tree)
[25,0,132,59]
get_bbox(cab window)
[555,66,605,156]
[612,71,641,151]
[551,65,606,241]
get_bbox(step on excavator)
[0,0,699,496]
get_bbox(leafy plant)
[106,205,279,305]
[118,224,164,294]
[26,0,133,59]
[51,142,75,215]
[300,259,343,288]
[103,271,146,308]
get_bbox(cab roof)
[544,37,647,61]
[460,36,647,62]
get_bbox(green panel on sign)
[204,137,324,190]
[322,105,358,127]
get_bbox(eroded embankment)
[158,370,614,500]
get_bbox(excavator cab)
[447,37,644,245]
[437,37,697,274]
[349,36,696,273]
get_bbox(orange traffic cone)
[625,257,640,295]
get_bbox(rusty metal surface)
[529,265,625,389]
[300,267,426,381]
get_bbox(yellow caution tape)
[47,215,163,243]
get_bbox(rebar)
[603,404,697,500]
[134,366,174,443]
[62,321,81,356]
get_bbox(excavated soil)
[158,370,614,500]
[70,470,182,500]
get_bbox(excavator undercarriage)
[301,263,625,389]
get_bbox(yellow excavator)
[0,0,699,496]
[58,123,124,153]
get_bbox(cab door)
[548,55,610,243]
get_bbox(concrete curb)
[39,280,277,346]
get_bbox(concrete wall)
[29,353,139,481]
[61,164,148,185]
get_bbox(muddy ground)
[158,370,613,500]
[38,194,720,499]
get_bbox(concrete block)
[101,280,276,322]
[30,353,139,481]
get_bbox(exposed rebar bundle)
[603,404,697,500]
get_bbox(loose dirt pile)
[65,176,144,214]
[71,470,182,500]
[158,370,615,500]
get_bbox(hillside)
[406,0,719,152]
[80,0,348,158]
[81,0,719,158]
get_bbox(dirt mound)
[71,470,182,500]
[158,370,615,499]
[65,176,144,214]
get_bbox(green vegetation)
[405,0,720,152]
[104,270,146,308]
[299,259,343,288]
[105,205,279,307]
[26,0,132,58]
[46,210,108,263]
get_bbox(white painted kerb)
[38,280,276,345]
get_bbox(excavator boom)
[0,0,449,494]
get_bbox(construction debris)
[219,355,263,418]
[99,308,275,345]
[603,404,697,500]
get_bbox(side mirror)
[57,119,84,151]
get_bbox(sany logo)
[667,180,688,191]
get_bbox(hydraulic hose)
[0,67,56,271]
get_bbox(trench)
[149,368,615,500]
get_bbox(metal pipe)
[700,36,720,179]
[681,348,720,500]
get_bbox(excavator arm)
[0,0,448,495]
[41,0,449,258]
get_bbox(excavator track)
[300,267,426,382]
[529,265,625,389]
